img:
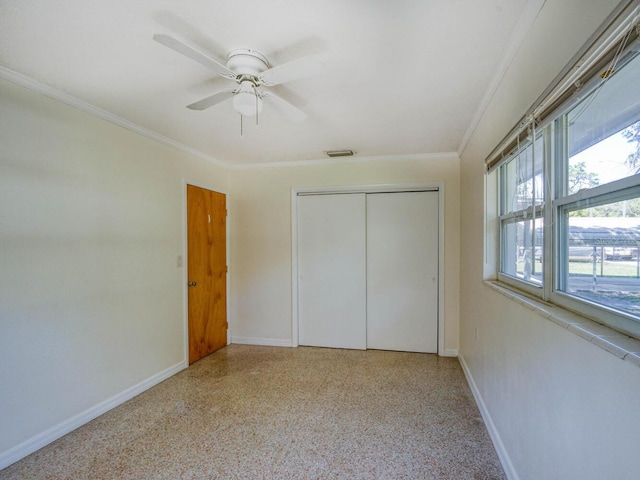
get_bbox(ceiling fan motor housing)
[226,50,270,116]
[226,49,270,79]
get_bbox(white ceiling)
[0,0,533,166]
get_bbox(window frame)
[550,177,640,339]
[497,134,546,298]
[490,8,640,340]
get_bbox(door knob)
[188,281,197,287]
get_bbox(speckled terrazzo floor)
[1,345,506,479]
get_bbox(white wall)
[0,78,227,465]
[0,71,461,468]
[0,73,461,467]
[228,156,460,353]
[459,1,640,479]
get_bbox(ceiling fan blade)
[259,55,324,86]
[187,90,236,110]
[262,92,307,122]
[153,34,235,79]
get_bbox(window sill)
[483,280,640,368]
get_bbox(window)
[499,135,544,293]
[490,7,640,339]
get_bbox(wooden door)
[297,193,367,349]
[366,191,439,353]
[187,184,227,364]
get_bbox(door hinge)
[224,322,229,329]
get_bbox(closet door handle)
[188,282,197,287]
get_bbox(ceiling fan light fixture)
[233,81,263,117]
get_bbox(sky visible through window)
[570,129,636,186]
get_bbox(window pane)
[501,216,543,285]
[567,51,640,192]
[501,138,544,214]
[561,201,640,318]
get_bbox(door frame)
[182,179,231,366]
[291,182,445,354]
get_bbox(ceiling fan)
[153,34,324,123]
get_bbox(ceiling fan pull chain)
[254,85,259,126]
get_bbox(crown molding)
[0,66,228,170]
[457,0,547,158]
[0,66,459,171]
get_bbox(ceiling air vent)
[325,150,354,158]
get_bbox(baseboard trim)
[231,336,293,347]
[0,360,187,470]
[458,354,519,480]
[441,348,459,357]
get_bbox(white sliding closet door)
[297,194,367,349]
[366,191,439,353]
